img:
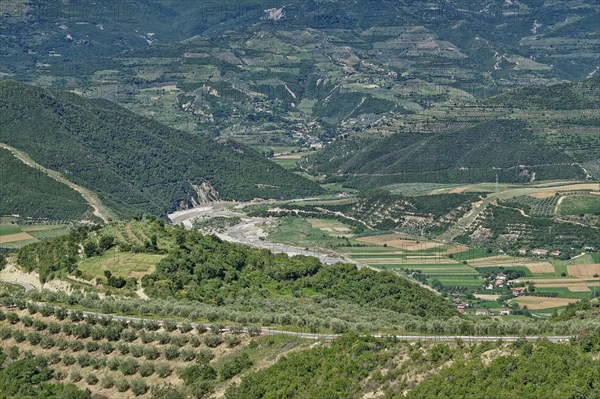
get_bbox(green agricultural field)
[534,287,593,300]
[78,248,166,280]
[558,195,600,215]
[0,224,22,236]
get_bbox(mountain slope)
[0,81,323,217]
[306,79,600,187]
[0,147,94,221]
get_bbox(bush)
[180,349,196,362]
[22,316,33,327]
[91,327,105,340]
[48,322,61,334]
[157,332,170,345]
[131,379,148,396]
[164,345,180,360]
[203,334,223,348]
[143,346,160,360]
[139,362,155,377]
[141,331,156,344]
[107,357,121,370]
[163,321,177,332]
[196,349,214,364]
[56,338,69,350]
[77,353,93,367]
[117,343,130,355]
[71,340,84,352]
[101,375,115,389]
[156,363,172,378]
[6,313,19,324]
[70,371,82,382]
[121,329,137,342]
[62,324,73,336]
[86,341,100,352]
[115,378,130,392]
[225,335,242,347]
[180,322,193,333]
[12,330,25,343]
[40,335,55,349]
[86,373,99,385]
[101,342,114,354]
[220,352,253,380]
[120,358,140,375]
[190,336,201,348]
[130,344,144,358]
[63,354,76,366]
[27,332,42,345]
[47,352,61,365]
[55,369,67,381]
[0,327,12,340]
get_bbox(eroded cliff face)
[177,181,220,210]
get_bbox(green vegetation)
[457,204,600,253]
[0,354,91,399]
[558,195,600,216]
[0,81,323,217]
[408,340,600,399]
[0,148,93,220]
[142,227,457,318]
[224,335,600,399]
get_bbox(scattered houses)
[512,287,526,297]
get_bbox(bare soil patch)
[512,296,578,309]
[356,235,441,250]
[567,264,600,278]
[0,232,34,243]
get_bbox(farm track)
[0,143,114,223]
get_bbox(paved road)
[75,309,572,342]
[2,280,35,292]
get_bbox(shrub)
[130,379,148,396]
[56,338,69,350]
[63,354,76,366]
[86,373,99,385]
[225,335,242,347]
[0,327,12,340]
[27,332,42,345]
[139,362,155,377]
[143,346,160,360]
[115,378,130,392]
[156,363,172,378]
[70,371,82,382]
[6,312,19,324]
[7,346,19,360]
[22,316,33,327]
[163,321,177,332]
[117,343,130,355]
[220,352,253,380]
[40,335,55,349]
[48,322,61,334]
[157,332,170,345]
[0,310,4,321]
[101,342,114,354]
[40,305,54,317]
[180,349,196,362]
[55,369,67,381]
[121,330,137,342]
[141,331,156,344]
[107,357,121,370]
[86,341,100,352]
[179,322,193,333]
[196,349,214,364]
[71,340,84,352]
[47,352,61,365]
[27,303,39,314]
[101,375,115,389]
[164,345,180,360]
[54,307,68,320]
[169,335,185,347]
[62,324,73,336]
[91,327,105,340]
[92,356,107,370]
[12,330,25,343]
[190,336,201,347]
[130,344,144,358]
[77,353,93,367]
[119,358,140,376]
[203,334,223,348]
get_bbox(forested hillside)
[0,82,323,218]
[0,148,93,220]
[307,119,589,187]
